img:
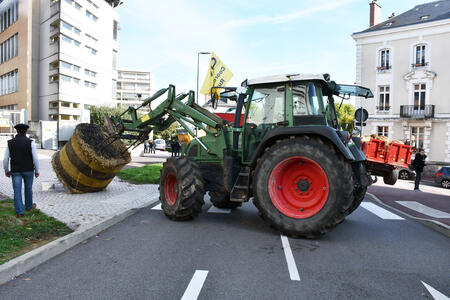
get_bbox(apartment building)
[0,0,39,122]
[115,69,153,109]
[0,0,121,144]
[352,0,450,163]
[41,0,120,141]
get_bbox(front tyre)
[159,157,205,220]
[253,137,354,238]
[383,169,398,185]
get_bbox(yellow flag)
[200,52,233,98]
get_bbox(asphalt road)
[1,197,449,300]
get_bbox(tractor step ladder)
[230,167,250,202]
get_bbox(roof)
[247,74,327,85]
[354,0,450,35]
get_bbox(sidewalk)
[0,148,167,284]
[367,177,450,235]
[0,149,161,230]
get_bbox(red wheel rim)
[268,156,329,219]
[164,172,178,206]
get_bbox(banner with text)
[200,52,233,99]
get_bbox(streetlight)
[196,51,211,105]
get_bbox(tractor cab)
[224,74,373,163]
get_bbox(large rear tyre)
[159,157,205,220]
[209,191,241,209]
[253,137,354,238]
[383,169,398,185]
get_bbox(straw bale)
[52,123,131,194]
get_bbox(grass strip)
[117,163,162,184]
[0,200,72,265]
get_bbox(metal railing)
[400,105,435,118]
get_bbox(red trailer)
[362,138,412,185]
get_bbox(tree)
[153,122,178,141]
[89,106,127,127]
[334,102,355,132]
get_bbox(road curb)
[366,192,450,238]
[0,197,159,285]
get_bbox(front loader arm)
[106,85,229,151]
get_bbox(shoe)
[26,203,36,211]
[414,189,420,191]
[16,214,24,218]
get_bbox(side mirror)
[211,93,218,109]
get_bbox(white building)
[0,0,121,146]
[40,0,120,142]
[115,69,153,109]
[352,0,450,163]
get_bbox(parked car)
[434,166,450,189]
[398,168,415,180]
[154,139,166,151]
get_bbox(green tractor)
[106,73,373,237]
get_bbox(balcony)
[377,65,392,72]
[400,105,435,119]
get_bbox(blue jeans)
[11,171,34,215]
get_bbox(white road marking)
[207,206,231,214]
[360,202,404,220]
[280,235,300,281]
[151,203,162,210]
[396,201,450,219]
[181,270,209,300]
[421,281,449,300]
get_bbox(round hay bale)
[52,123,131,194]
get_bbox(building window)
[0,69,18,96]
[112,50,117,69]
[411,127,424,150]
[113,20,118,40]
[84,80,96,88]
[413,44,427,67]
[377,86,390,111]
[378,49,391,71]
[0,104,18,110]
[86,10,98,22]
[61,20,81,35]
[377,126,389,137]
[413,84,426,110]
[0,0,19,33]
[84,69,96,77]
[85,45,97,55]
[0,33,18,64]
[60,34,80,47]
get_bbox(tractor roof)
[247,74,327,86]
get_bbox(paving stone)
[0,150,159,230]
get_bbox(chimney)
[369,0,381,27]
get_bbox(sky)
[117,0,436,105]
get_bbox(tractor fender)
[250,126,355,167]
[348,143,366,162]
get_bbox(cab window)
[247,84,285,125]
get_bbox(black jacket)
[413,153,426,172]
[8,134,35,172]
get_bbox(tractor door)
[242,83,286,162]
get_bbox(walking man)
[412,148,426,191]
[3,124,40,218]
